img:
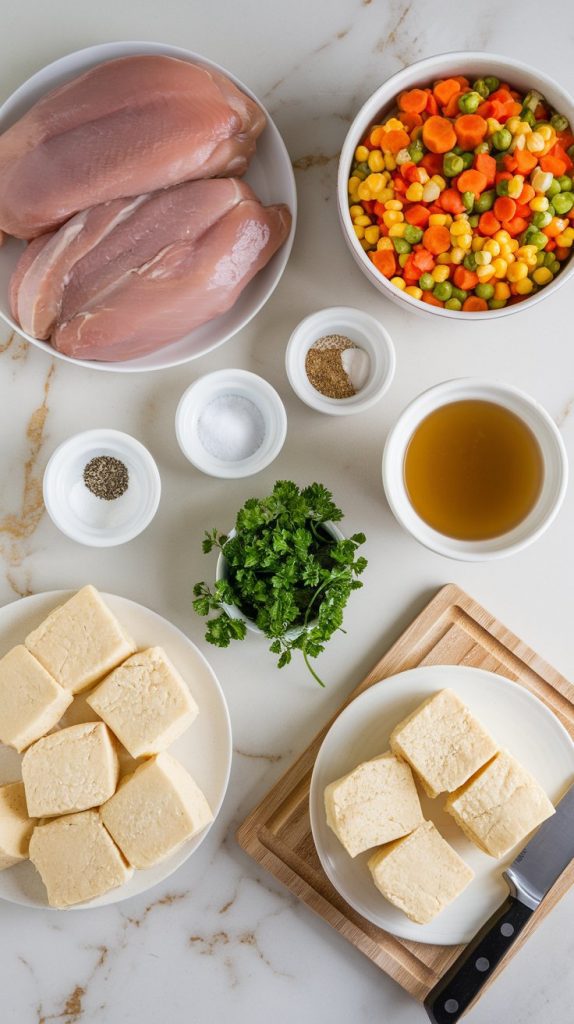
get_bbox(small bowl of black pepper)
[43,429,161,546]
[285,306,395,416]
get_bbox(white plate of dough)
[0,590,232,909]
[309,665,574,945]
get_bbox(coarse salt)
[197,394,265,462]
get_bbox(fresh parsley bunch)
[193,480,367,686]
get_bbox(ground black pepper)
[83,456,129,501]
[305,334,357,399]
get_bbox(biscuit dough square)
[0,782,36,870]
[0,645,72,752]
[22,722,119,817]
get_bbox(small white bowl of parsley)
[192,481,367,686]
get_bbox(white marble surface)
[1,2,574,1022]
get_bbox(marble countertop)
[1,2,574,1022]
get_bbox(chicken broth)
[403,400,544,541]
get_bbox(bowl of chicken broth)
[382,379,568,560]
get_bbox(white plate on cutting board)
[0,41,297,372]
[309,665,574,945]
[0,591,232,909]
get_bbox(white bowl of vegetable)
[192,481,367,686]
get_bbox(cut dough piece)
[25,585,136,693]
[22,722,119,817]
[0,645,72,751]
[0,782,36,870]
[368,820,474,925]
[100,753,213,868]
[29,809,132,907]
[87,646,198,758]
[390,689,498,798]
[324,751,424,857]
[445,749,555,859]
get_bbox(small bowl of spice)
[43,429,161,546]
[285,306,395,416]
[176,369,287,478]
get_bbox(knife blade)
[424,780,574,1024]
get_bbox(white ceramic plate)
[0,591,232,909]
[309,665,574,945]
[0,41,297,372]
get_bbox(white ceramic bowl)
[382,379,568,560]
[0,41,297,372]
[338,51,574,321]
[285,306,395,415]
[175,369,287,478]
[43,429,161,546]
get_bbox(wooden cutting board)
[236,584,574,1014]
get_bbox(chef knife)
[424,780,574,1024]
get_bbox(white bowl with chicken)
[0,42,296,371]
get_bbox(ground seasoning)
[305,334,370,400]
[83,455,129,501]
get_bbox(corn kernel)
[385,199,403,210]
[515,277,534,294]
[556,231,574,247]
[533,266,554,285]
[398,252,410,267]
[450,220,469,237]
[508,239,519,253]
[354,214,371,227]
[491,258,508,278]
[483,239,500,257]
[494,230,511,245]
[530,169,553,193]
[384,154,397,170]
[388,223,406,238]
[509,134,525,152]
[526,132,545,153]
[396,148,412,166]
[364,225,380,244]
[366,173,385,194]
[472,235,486,251]
[378,187,395,203]
[390,276,406,289]
[538,124,554,142]
[383,210,403,227]
[476,264,495,282]
[432,265,450,282]
[500,247,514,263]
[405,286,423,299]
[475,250,492,266]
[418,169,430,184]
[349,204,364,218]
[515,122,531,136]
[450,247,465,264]
[377,237,394,251]
[422,181,440,203]
[486,118,502,134]
[507,175,525,199]
[368,150,384,172]
[348,176,361,193]
[360,238,371,250]
[431,174,447,191]
[436,252,452,264]
[517,244,538,260]
[443,214,453,227]
[357,183,372,201]
[355,145,369,162]
[429,213,447,226]
[506,117,521,133]
[353,224,365,240]
[383,118,405,133]
[406,182,424,202]
[458,233,473,250]
[494,281,510,300]
[529,196,549,213]
[507,261,529,282]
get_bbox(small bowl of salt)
[285,306,395,416]
[176,369,287,478]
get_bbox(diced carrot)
[411,248,435,272]
[453,266,479,291]
[535,103,549,121]
[452,76,470,90]
[402,255,422,281]
[443,92,462,118]
[373,201,387,217]
[421,152,444,175]
[433,78,461,108]
[422,291,444,307]
[381,129,411,154]
[405,204,431,228]
[557,132,574,151]
[398,89,428,114]
[513,202,531,219]
[371,249,396,278]
[478,211,501,236]
[544,219,566,238]
[549,143,574,173]
[493,196,516,221]
[368,127,383,148]
[489,88,514,105]
[503,216,529,236]
[476,101,494,119]
[501,154,518,173]
[518,183,535,205]
[422,115,457,154]
[457,169,488,195]
[361,199,376,214]
[540,153,568,176]
[400,111,423,132]
[454,114,487,149]
[402,163,423,183]
[555,246,570,260]
[545,239,557,251]
[462,296,488,312]
[513,149,538,175]
[495,170,513,185]
[425,91,439,116]
[439,188,466,215]
[393,176,407,193]
[474,152,497,186]
[422,225,451,254]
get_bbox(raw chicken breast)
[0,56,266,239]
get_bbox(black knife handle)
[424,895,533,1023]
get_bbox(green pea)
[492,128,512,151]
[419,272,434,291]
[462,191,475,212]
[452,145,464,155]
[355,162,370,176]
[547,178,561,198]
[520,225,539,246]
[549,259,561,275]
[557,175,573,192]
[475,189,495,212]
[408,140,424,164]
[547,203,556,217]
[398,252,410,267]
[551,113,570,133]
[473,79,490,99]
[496,178,510,196]
[484,76,500,93]
[445,297,462,310]
[552,192,574,215]
[393,237,412,255]
[475,282,494,300]
[532,210,553,228]
[488,298,507,309]
[536,251,546,266]
[451,286,468,302]
[529,231,548,250]
[403,224,423,244]
[458,91,481,114]
[520,109,536,127]
[433,281,453,301]
[443,152,464,177]
[568,144,574,163]
[463,252,478,271]
[461,151,475,170]
[468,213,480,227]
[474,141,490,155]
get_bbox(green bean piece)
[433,281,453,301]
[473,79,490,99]
[461,151,475,170]
[484,76,500,93]
[492,128,512,151]
[521,109,536,127]
[462,191,475,212]
[463,252,478,271]
[403,224,423,244]
[536,251,546,266]
[552,192,574,215]
[355,162,370,176]
[550,113,569,133]
[523,89,543,112]
[567,144,574,162]
[393,237,412,255]
[475,189,495,212]
[496,178,510,196]
[445,297,462,310]
[468,214,480,227]
[443,152,464,177]
[458,91,481,114]
[419,272,434,291]
[408,139,424,164]
[475,282,495,300]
